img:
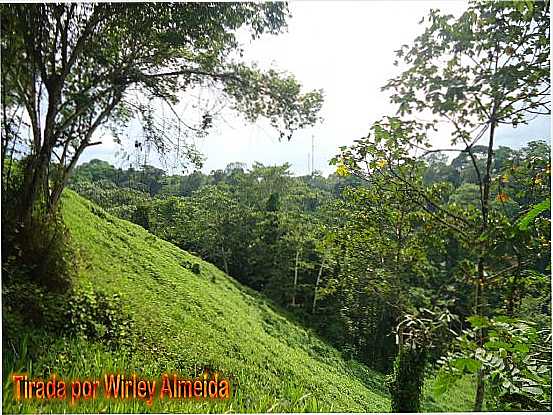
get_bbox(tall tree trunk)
[292,247,300,306]
[473,258,486,412]
[474,369,485,412]
[221,245,229,275]
[473,104,497,412]
[18,74,64,225]
[19,153,49,225]
[312,256,325,313]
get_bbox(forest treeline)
[71,138,551,410]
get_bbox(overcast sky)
[81,0,551,176]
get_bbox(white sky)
[82,0,551,176]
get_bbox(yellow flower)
[376,159,388,168]
[336,162,349,177]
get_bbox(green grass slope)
[3,190,392,413]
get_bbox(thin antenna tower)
[311,135,315,176]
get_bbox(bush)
[181,259,202,275]
[2,205,76,346]
[65,285,135,348]
[2,279,69,345]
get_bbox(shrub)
[181,259,202,275]
[65,285,135,348]
[2,279,69,344]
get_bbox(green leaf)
[517,198,550,230]
[484,340,511,351]
[513,343,530,354]
[451,358,481,373]
[493,315,515,324]
[521,386,543,396]
[467,315,489,329]
[433,371,459,396]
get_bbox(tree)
[315,171,448,371]
[71,159,118,183]
[336,1,549,409]
[184,184,243,275]
[422,151,460,186]
[1,3,323,225]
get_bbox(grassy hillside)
[3,190,392,413]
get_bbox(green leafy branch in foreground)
[436,315,552,411]
[517,197,551,231]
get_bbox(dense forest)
[2,1,551,413]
